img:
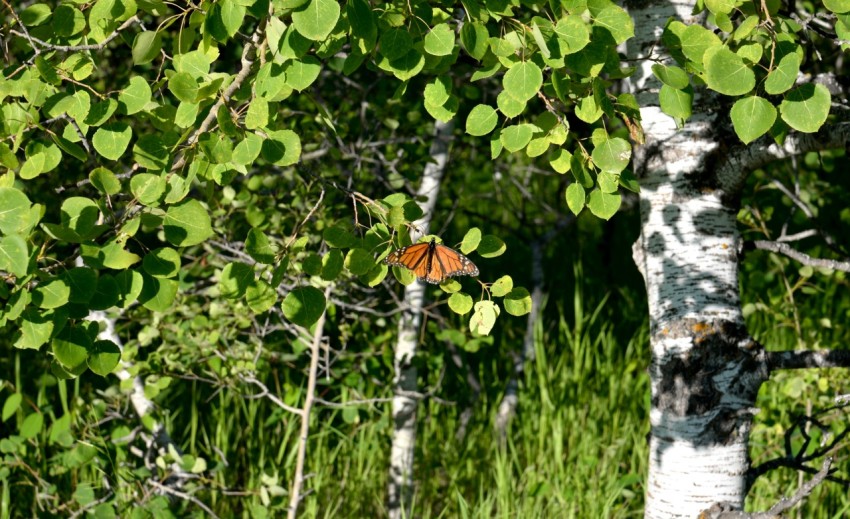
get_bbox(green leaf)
[206,0,246,41]
[651,64,689,89]
[33,278,70,309]
[220,262,254,299]
[461,228,482,254]
[87,340,121,376]
[490,275,513,297]
[20,413,44,440]
[587,190,621,220]
[92,123,132,161]
[283,57,322,91]
[550,147,572,174]
[64,267,97,304]
[143,247,181,278]
[138,275,178,312]
[261,130,301,166]
[706,0,736,14]
[554,15,590,55]
[469,300,499,336]
[246,280,276,313]
[705,46,755,96]
[448,292,473,314]
[16,309,54,350]
[779,84,830,133]
[345,248,375,276]
[168,72,199,103]
[20,4,51,26]
[730,96,776,144]
[503,62,543,101]
[292,0,340,41]
[173,50,211,79]
[130,173,167,206]
[321,249,344,280]
[0,187,33,235]
[478,235,506,258]
[89,168,118,195]
[164,199,214,247]
[81,239,141,270]
[593,6,634,44]
[659,84,693,120]
[53,5,85,36]
[764,53,801,95]
[2,393,22,420]
[21,140,62,179]
[199,132,233,164]
[119,77,152,115]
[424,77,451,106]
[132,31,162,66]
[246,229,276,264]
[380,28,413,61]
[565,183,586,215]
[233,134,264,165]
[85,99,118,126]
[134,135,170,171]
[591,134,631,173]
[52,326,91,370]
[323,224,356,248]
[824,0,850,13]
[680,25,722,64]
[282,286,326,327]
[466,104,498,136]
[424,23,455,56]
[500,124,534,152]
[460,22,489,60]
[504,287,532,316]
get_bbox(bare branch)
[148,480,221,519]
[9,17,141,53]
[716,121,850,194]
[767,349,850,370]
[170,23,265,172]
[287,285,332,519]
[751,240,850,272]
[753,458,833,519]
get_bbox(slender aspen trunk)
[387,120,454,519]
[625,2,765,515]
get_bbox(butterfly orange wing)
[384,242,432,280]
[431,243,479,283]
[384,240,478,284]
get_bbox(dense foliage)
[1,0,849,515]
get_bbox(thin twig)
[287,285,332,519]
[148,480,221,519]
[9,16,140,52]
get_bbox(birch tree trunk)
[625,1,850,516]
[387,120,454,519]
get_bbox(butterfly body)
[384,238,479,284]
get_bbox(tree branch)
[749,240,850,272]
[716,120,850,194]
[170,24,265,173]
[9,16,141,53]
[287,285,332,519]
[767,349,850,370]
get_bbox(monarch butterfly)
[384,238,479,284]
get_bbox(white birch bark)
[387,120,454,519]
[625,1,765,516]
[87,310,192,491]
